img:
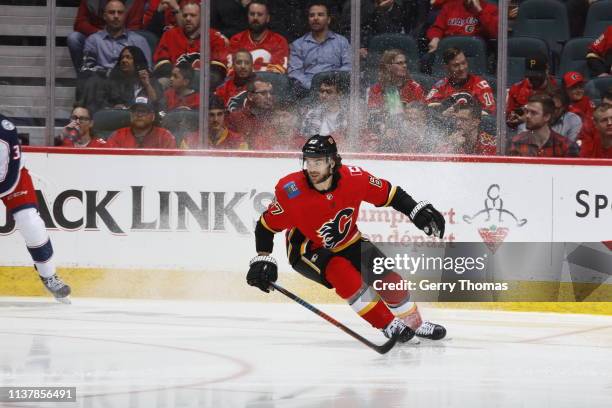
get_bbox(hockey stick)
[269,282,398,354]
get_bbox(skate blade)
[55,296,71,305]
[403,336,421,345]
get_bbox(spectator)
[301,74,348,138]
[440,99,495,155]
[426,0,498,54]
[518,89,583,142]
[565,0,592,38]
[226,77,276,147]
[506,54,557,128]
[144,0,181,38]
[401,101,432,153]
[78,45,162,114]
[262,110,305,150]
[587,25,612,78]
[508,94,579,157]
[56,106,107,148]
[68,0,147,72]
[153,0,228,79]
[426,47,496,114]
[288,1,351,94]
[215,50,255,111]
[564,71,596,120]
[109,46,161,109]
[229,0,290,73]
[181,96,248,149]
[581,103,612,158]
[106,97,177,148]
[163,62,200,113]
[211,0,250,39]
[367,49,425,125]
[339,0,429,59]
[80,0,152,78]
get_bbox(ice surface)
[0,297,611,408]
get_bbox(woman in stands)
[100,46,163,112]
[56,106,106,148]
[366,49,426,151]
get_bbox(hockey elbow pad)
[255,217,275,254]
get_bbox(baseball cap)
[524,55,547,75]
[563,71,585,88]
[130,96,154,112]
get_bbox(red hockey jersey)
[153,27,228,69]
[367,80,425,109]
[215,78,248,111]
[163,89,200,111]
[506,76,558,119]
[228,29,289,73]
[569,96,596,120]
[426,0,498,40]
[588,26,612,58]
[426,74,496,114]
[60,137,107,148]
[106,126,177,149]
[261,165,396,252]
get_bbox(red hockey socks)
[325,256,394,329]
[374,271,423,330]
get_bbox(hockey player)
[0,113,71,302]
[247,135,447,343]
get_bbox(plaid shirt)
[508,129,579,157]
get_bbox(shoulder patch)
[1,119,15,131]
[283,181,301,199]
[368,175,382,188]
[347,166,362,176]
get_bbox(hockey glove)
[247,255,278,293]
[409,201,446,239]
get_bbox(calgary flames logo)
[317,208,354,249]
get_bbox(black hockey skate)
[40,274,71,304]
[415,321,446,340]
[382,318,416,343]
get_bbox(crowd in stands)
[48,0,611,158]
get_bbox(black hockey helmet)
[302,135,338,158]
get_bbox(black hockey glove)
[247,255,278,293]
[409,201,445,239]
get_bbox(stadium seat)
[507,36,550,86]
[365,33,420,84]
[411,72,438,93]
[481,114,497,137]
[583,0,612,38]
[432,36,488,77]
[584,77,612,104]
[558,37,595,80]
[92,109,131,139]
[513,0,570,58]
[253,71,292,104]
[134,30,159,57]
[161,109,199,147]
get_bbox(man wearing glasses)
[227,77,277,149]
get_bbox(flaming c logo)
[317,208,354,249]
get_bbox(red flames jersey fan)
[426,74,496,114]
[228,30,289,73]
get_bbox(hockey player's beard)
[307,169,333,189]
